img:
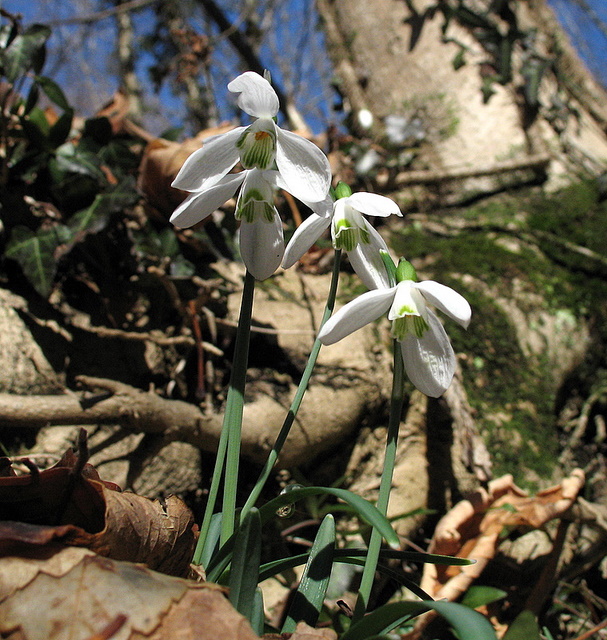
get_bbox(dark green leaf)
[49,109,74,148]
[68,179,139,238]
[341,601,498,640]
[228,508,262,623]
[0,23,17,50]
[502,610,541,640]
[5,224,71,297]
[159,126,184,141]
[34,75,71,111]
[460,585,507,610]
[282,514,336,633]
[24,83,40,115]
[82,117,113,145]
[2,24,51,82]
[53,143,105,180]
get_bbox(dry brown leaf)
[420,470,585,602]
[137,124,235,216]
[262,622,338,640]
[288,622,338,639]
[0,444,197,577]
[0,547,261,640]
[400,471,586,639]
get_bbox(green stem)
[240,250,342,520]
[221,270,256,544]
[192,423,229,565]
[191,270,256,564]
[352,339,405,621]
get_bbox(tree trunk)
[318,0,607,201]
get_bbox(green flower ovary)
[333,219,370,251]
[391,311,429,340]
[237,189,275,223]
[237,126,276,170]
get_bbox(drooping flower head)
[170,71,332,280]
[282,184,402,289]
[318,258,471,397]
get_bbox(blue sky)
[4,0,607,134]
[547,0,607,88]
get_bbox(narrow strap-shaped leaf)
[258,487,400,549]
[198,512,223,570]
[250,588,265,637]
[206,486,401,582]
[228,508,262,623]
[282,514,336,633]
[341,600,498,640]
[257,547,472,585]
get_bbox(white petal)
[171,127,245,192]
[318,287,396,345]
[415,281,471,328]
[239,214,284,280]
[282,214,331,269]
[400,310,456,397]
[347,192,402,217]
[347,221,392,289]
[228,72,279,118]
[170,173,245,228]
[275,128,331,203]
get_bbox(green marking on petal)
[238,126,277,170]
[391,314,429,340]
[334,227,357,251]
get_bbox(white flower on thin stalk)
[170,71,332,280]
[318,260,471,397]
[282,188,402,289]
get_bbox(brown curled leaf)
[0,547,261,640]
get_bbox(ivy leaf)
[1,24,51,82]
[49,109,74,148]
[67,178,140,240]
[34,75,71,111]
[5,224,71,297]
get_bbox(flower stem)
[352,339,405,622]
[191,270,256,564]
[221,270,256,544]
[240,250,342,520]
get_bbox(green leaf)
[206,487,402,584]
[282,514,336,633]
[53,143,105,180]
[82,117,113,145]
[341,601,498,640]
[34,75,71,111]
[259,487,400,550]
[2,24,51,82]
[5,224,70,297]
[502,610,541,640]
[228,508,262,623]
[251,589,265,637]
[197,512,222,569]
[24,82,40,114]
[49,109,74,148]
[460,585,507,610]
[68,179,139,237]
[258,547,473,584]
